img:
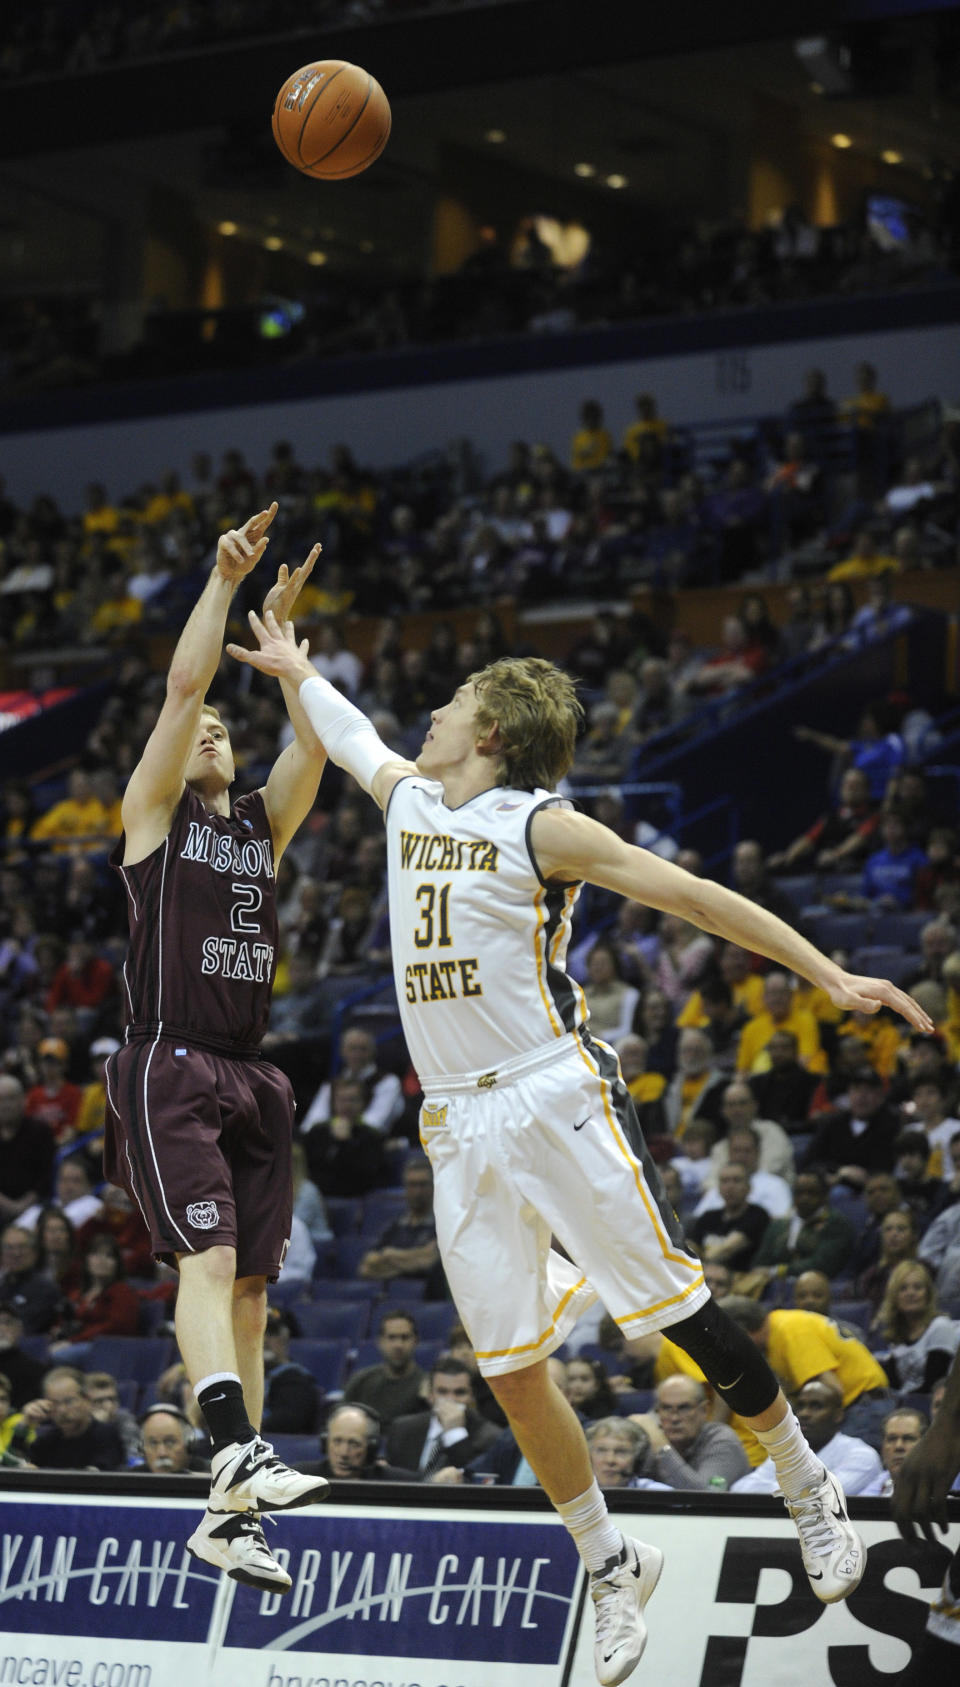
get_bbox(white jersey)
[385,776,586,1080]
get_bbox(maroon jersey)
[111,786,278,1053]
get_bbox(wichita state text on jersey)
[111,786,278,1052]
[386,777,585,1079]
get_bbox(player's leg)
[488,1360,662,1687]
[665,1298,866,1601]
[232,1274,268,1430]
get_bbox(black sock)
[196,1379,257,1453]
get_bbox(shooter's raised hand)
[215,502,279,586]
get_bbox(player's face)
[184,714,235,793]
[416,684,487,778]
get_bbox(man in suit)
[386,1356,500,1478]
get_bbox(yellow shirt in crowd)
[677,973,766,1028]
[570,426,613,472]
[737,1005,827,1073]
[656,1310,888,1466]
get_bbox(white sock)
[193,1371,242,1401]
[555,1480,623,1573]
[754,1409,823,1500]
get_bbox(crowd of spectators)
[1,376,956,679]
[0,0,514,85]
[0,378,957,1488]
[3,203,955,399]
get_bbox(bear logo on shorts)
[186,1201,220,1230]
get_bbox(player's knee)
[178,1243,237,1289]
[487,1360,547,1419]
[232,1276,268,1329]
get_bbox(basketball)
[272,60,391,180]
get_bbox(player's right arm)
[226,607,416,810]
[530,805,935,1034]
[121,506,277,859]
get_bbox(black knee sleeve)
[667,1298,779,1418]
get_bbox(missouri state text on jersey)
[386,778,587,1079]
[111,786,280,1050]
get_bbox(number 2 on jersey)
[413,882,452,948]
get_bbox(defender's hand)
[226,607,313,685]
[262,543,321,623]
[215,503,278,585]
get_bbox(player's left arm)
[259,551,329,861]
[892,1347,960,1541]
[530,805,936,1033]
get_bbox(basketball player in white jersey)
[230,612,935,1687]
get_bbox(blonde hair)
[878,1259,936,1342]
[469,657,583,791]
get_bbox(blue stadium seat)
[572,1344,631,1375]
[802,912,873,952]
[614,1390,653,1416]
[116,1379,139,1412]
[334,1236,373,1278]
[776,876,819,912]
[397,1301,458,1343]
[270,1434,320,1465]
[292,1302,371,1343]
[309,1278,381,1301]
[82,1336,173,1384]
[848,947,918,986]
[871,912,929,952]
[348,1338,442,1375]
[829,1300,872,1332]
[359,1191,408,1238]
[287,1339,351,1392]
[828,1186,869,1231]
[815,874,869,902]
[379,1279,427,1305]
[324,1198,362,1238]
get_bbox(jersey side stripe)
[120,1040,166,1239]
[532,887,565,1039]
[541,884,584,1033]
[574,1029,701,1275]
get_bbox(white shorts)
[418,1031,709,1378]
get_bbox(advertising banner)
[0,1493,956,1687]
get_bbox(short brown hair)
[470,658,582,791]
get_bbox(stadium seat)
[309,1278,381,1301]
[348,1338,442,1374]
[801,911,873,952]
[116,1379,139,1412]
[848,947,918,985]
[292,1302,371,1343]
[287,1339,351,1392]
[19,1336,49,1361]
[829,1300,873,1333]
[814,874,868,902]
[359,1191,408,1237]
[82,1336,173,1384]
[572,1344,631,1374]
[396,1301,458,1342]
[828,1186,869,1231]
[324,1198,362,1237]
[871,911,929,952]
[269,1434,320,1465]
[334,1236,373,1278]
[614,1390,653,1415]
[776,876,819,912]
[379,1279,427,1305]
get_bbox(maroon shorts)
[103,1036,294,1280]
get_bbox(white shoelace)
[788,1490,843,1557]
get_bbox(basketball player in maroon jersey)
[104,503,329,1591]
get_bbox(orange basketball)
[272,60,391,180]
